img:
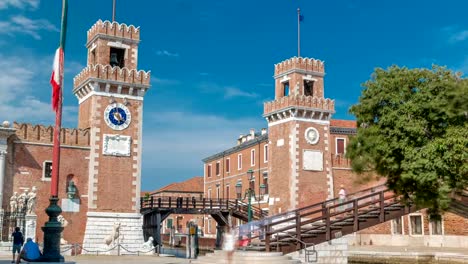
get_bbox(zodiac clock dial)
[104,103,131,130]
[305,127,320,145]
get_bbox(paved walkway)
[349,245,468,263]
[0,255,191,264]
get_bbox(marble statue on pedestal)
[17,189,28,213]
[26,186,37,215]
[9,192,18,213]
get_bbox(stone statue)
[104,222,121,246]
[141,236,154,250]
[26,186,37,215]
[17,189,28,213]
[9,192,18,213]
[58,215,69,245]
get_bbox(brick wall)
[6,142,89,244]
[204,140,268,202]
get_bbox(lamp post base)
[40,197,64,262]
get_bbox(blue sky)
[1,0,467,192]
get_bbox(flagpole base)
[40,197,64,262]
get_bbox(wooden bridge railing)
[140,196,268,220]
[237,184,398,251]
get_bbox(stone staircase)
[191,250,301,264]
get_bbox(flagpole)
[112,0,116,21]
[42,0,67,261]
[297,8,301,57]
[51,0,68,198]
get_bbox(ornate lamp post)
[235,169,266,223]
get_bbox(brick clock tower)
[264,57,335,214]
[73,20,150,250]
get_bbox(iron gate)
[1,212,25,242]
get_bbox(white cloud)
[152,76,180,85]
[199,82,258,99]
[443,26,468,43]
[142,111,266,170]
[224,87,258,99]
[0,54,77,125]
[450,30,468,43]
[0,0,39,10]
[156,50,179,57]
[0,15,58,39]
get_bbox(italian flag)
[50,47,64,112]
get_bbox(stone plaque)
[61,198,80,212]
[303,150,323,171]
[103,134,131,156]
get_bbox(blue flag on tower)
[299,14,304,22]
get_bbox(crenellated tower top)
[87,20,140,44]
[73,19,150,107]
[264,56,334,123]
[274,56,324,75]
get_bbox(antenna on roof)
[112,0,116,22]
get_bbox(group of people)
[11,227,42,263]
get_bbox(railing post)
[379,191,385,222]
[324,205,331,242]
[158,197,161,208]
[168,197,172,208]
[264,224,270,252]
[186,197,189,208]
[296,212,302,251]
[150,196,154,208]
[202,198,206,209]
[210,199,213,209]
[226,199,229,209]
[353,199,358,232]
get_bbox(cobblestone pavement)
[0,255,191,264]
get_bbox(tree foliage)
[347,66,467,215]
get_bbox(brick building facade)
[203,56,468,247]
[0,19,151,251]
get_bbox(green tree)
[347,66,467,216]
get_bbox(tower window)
[110,47,125,68]
[263,173,269,195]
[225,158,230,173]
[91,49,96,64]
[392,217,403,235]
[304,80,314,96]
[430,216,443,235]
[283,82,289,96]
[42,161,52,181]
[410,215,423,235]
[207,164,212,178]
[336,138,346,155]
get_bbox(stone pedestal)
[82,212,144,255]
[25,214,37,241]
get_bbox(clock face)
[305,127,320,145]
[104,103,131,130]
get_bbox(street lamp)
[235,169,266,223]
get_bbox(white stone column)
[0,121,15,242]
[0,149,6,207]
